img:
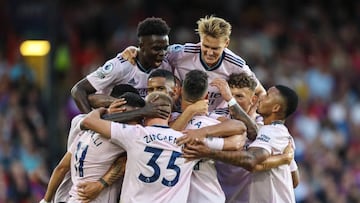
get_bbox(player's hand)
[120,46,138,65]
[182,139,211,159]
[187,99,209,116]
[142,95,171,119]
[283,140,294,164]
[108,98,127,114]
[210,78,233,102]
[88,107,108,119]
[176,128,207,146]
[77,181,104,203]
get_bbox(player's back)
[54,114,85,202]
[185,115,226,203]
[110,124,196,203]
[69,130,125,203]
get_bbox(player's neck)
[144,118,169,127]
[263,116,285,125]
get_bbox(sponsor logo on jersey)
[137,88,147,98]
[257,134,270,143]
[128,78,137,85]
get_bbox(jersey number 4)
[74,141,89,177]
[139,146,181,187]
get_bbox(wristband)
[39,199,50,203]
[98,177,109,188]
[227,97,237,107]
[204,137,224,150]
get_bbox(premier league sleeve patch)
[96,63,114,79]
[168,44,184,52]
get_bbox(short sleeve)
[249,125,288,155]
[289,159,298,172]
[67,114,86,149]
[86,55,134,94]
[109,123,142,149]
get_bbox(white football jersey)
[68,129,125,203]
[109,123,196,203]
[86,54,171,98]
[248,123,296,203]
[185,115,226,203]
[165,43,260,111]
[53,114,85,202]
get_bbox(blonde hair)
[196,15,232,40]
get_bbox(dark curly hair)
[137,17,170,37]
[227,73,257,91]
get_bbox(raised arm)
[81,108,112,138]
[210,78,258,140]
[42,152,71,202]
[102,101,170,122]
[88,94,117,109]
[228,102,258,141]
[170,99,209,131]
[71,78,97,113]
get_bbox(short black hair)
[137,17,170,37]
[275,85,298,118]
[148,69,175,87]
[182,70,208,102]
[110,84,139,98]
[119,92,145,108]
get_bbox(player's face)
[200,35,229,67]
[257,87,281,117]
[138,35,169,69]
[147,77,175,97]
[230,86,255,113]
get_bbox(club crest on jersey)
[96,63,114,79]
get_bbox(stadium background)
[0,0,360,202]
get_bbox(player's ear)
[138,37,144,49]
[250,94,258,106]
[224,38,230,48]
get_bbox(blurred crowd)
[0,0,360,202]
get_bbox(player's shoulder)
[167,43,201,54]
[71,114,86,126]
[259,123,289,137]
[223,48,246,68]
[183,43,201,53]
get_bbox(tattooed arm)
[183,140,270,171]
[77,153,127,202]
[229,103,258,141]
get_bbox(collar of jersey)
[135,58,153,74]
[199,51,225,71]
[150,124,170,128]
